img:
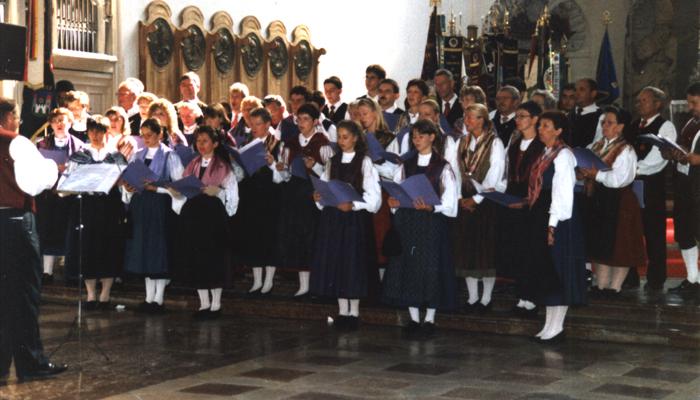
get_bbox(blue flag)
[596,28,619,104]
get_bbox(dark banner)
[443,36,463,86]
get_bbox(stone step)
[41,283,700,349]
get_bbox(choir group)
[26,65,700,344]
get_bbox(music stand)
[49,162,123,364]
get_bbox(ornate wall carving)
[139,2,325,104]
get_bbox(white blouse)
[391,152,458,218]
[374,136,401,180]
[594,140,637,189]
[548,147,576,228]
[197,156,239,217]
[316,152,381,213]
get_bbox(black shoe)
[588,287,605,299]
[644,282,664,292]
[18,362,68,381]
[333,315,348,330]
[208,309,222,319]
[537,331,566,344]
[464,302,479,314]
[136,301,154,313]
[402,320,421,337]
[602,288,620,299]
[421,322,435,337]
[193,308,210,320]
[476,302,492,315]
[622,272,640,289]
[246,287,262,298]
[84,301,99,311]
[98,301,112,311]
[293,292,310,302]
[42,273,54,285]
[151,303,165,314]
[345,316,359,331]
[667,280,699,294]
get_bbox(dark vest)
[566,108,602,148]
[330,152,365,194]
[403,151,447,194]
[679,118,700,150]
[628,116,667,161]
[288,132,330,166]
[322,103,348,125]
[492,112,517,146]
[507,135,545,197]
[0,133,35,211]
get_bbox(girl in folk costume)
[176,126,238,319]
[498,101,545,317]
[277,103,334,298]
[518,111,586,342]
[357,98,400,280]
[35,108,84,283]
[65,90,90,142]
[311,121,381,330]
[148,99,188,149]
[63,116,127,310]
[382,120,458,336]
[238,107,284,295]
[121,118,184,313]
[446,103,505,313]
[578,106,645,296]
[104,106,138,161]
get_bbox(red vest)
[0,132,35,211]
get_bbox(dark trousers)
[0,209,48,378]
[640,172,667,286]
[673,171,697,250]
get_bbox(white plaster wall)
[117,0,496,102]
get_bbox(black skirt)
[310,208,377,298]
[35,190,72,255]
[277,177,320,271]
[382,209,456,310]
[451,201,498,278]
[178,194,230,289]
[235,168,280,267]
[65,188,125,280]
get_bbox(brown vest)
[0,133,35,211]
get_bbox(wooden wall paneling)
[236,16,265,98]
[289,25,325,93]
[263,20,290,99]
[207,11,237,104]
[176,6,209,103]
[139,0,179,101]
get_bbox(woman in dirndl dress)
[446,103,505,313]
[382,120,458,337]
[578,106,646,297]
[121,118,184,313]
[520,111,586,343]
[35,107,83,283]
[177,126,238,319]
[311,120,381,330]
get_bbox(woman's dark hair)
[517,101,543,118]
[337,120,367,154]
[203,103,231,127]
[140,117,162,136]
[297,103,320,120]
[194,125,230,163]
[406,79,430,97]
[86,115,109,134]
[602,105,631,126]
[537,111,570,139]
[411,119,439,136]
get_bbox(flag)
[596,28,619,104]
[420,6,440,81]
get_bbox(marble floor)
[1,302,700,400]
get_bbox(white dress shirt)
[636,114,678,176]
[10,135,58,197]
[548,147,576,227]
[594,140,637,188]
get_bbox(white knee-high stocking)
[197,289,210,310]
[154,279,169,305]
[338,298,350,316]
[210,288,223,311]
[408,307,420,323]
[261,266,276,293]
[145,277,156,303]
[424,308,436,323]
[43,255,55,275]
[481,277,496,305]
[295,271,310,296]
[250,267,263,292]
[536,306,555,337]
[681,246,699,283]
[465,277,479,304]
[349,299,360,317]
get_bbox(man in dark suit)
[116,78,144,135]
[358,64,386,101]
[491,85,520,145]
[378,79,404,115]
[565,78,603,148]
[321,76,347,125]
[434,69,462,127]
